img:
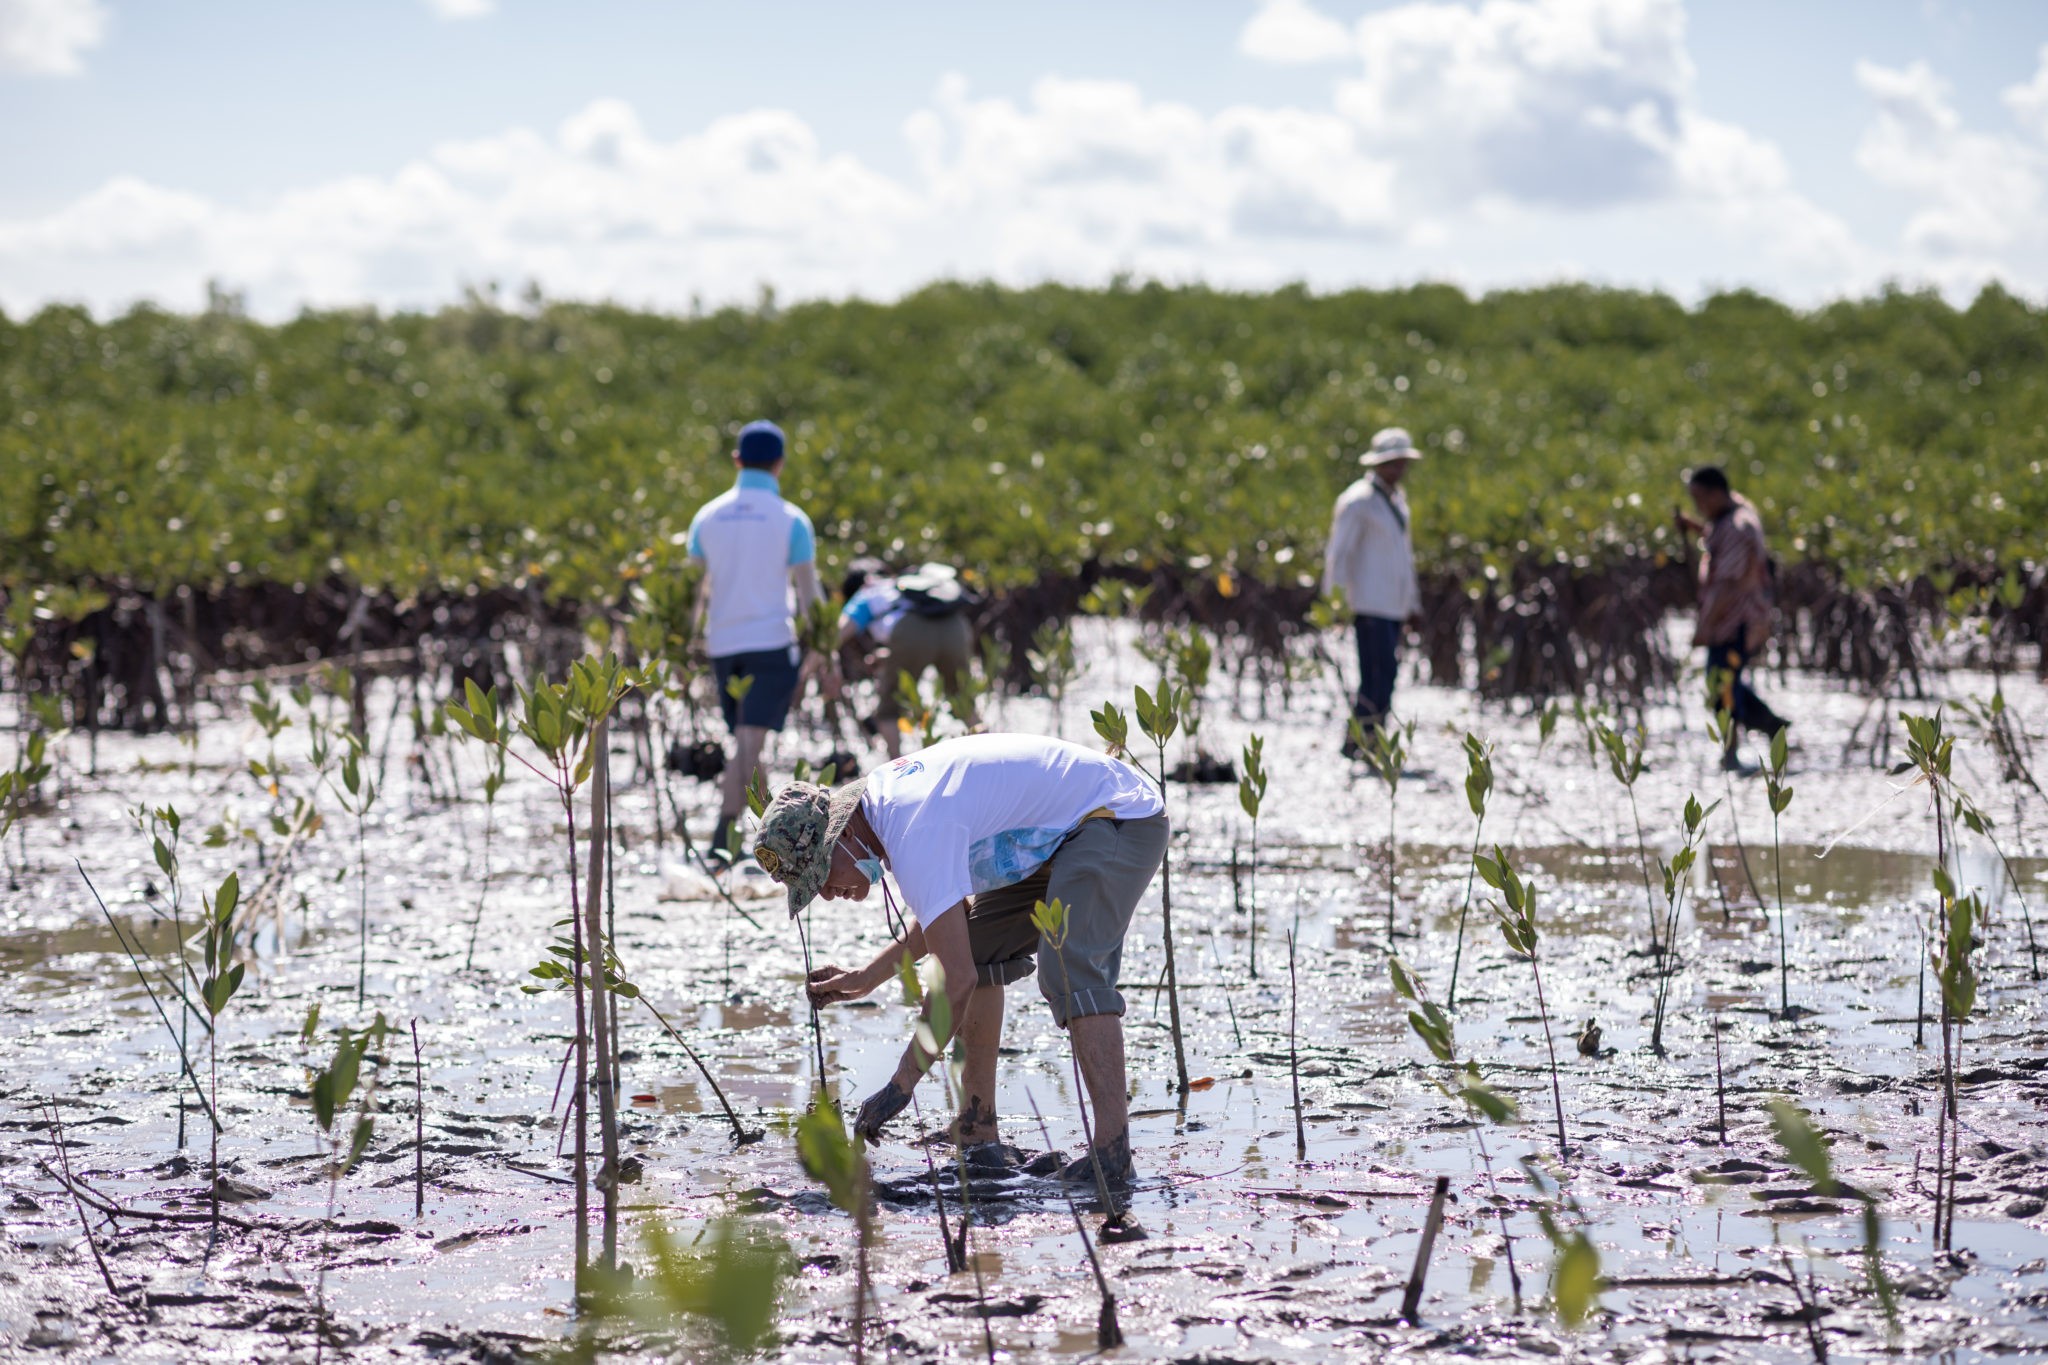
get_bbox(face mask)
[845,835,885,887]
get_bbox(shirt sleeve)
[685,507,707,561]
[788,508,816,567]
[1322,493,1360,599]
[842,592,875,630]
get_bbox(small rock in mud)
[2005,1197,2046,1219]
[7,1190,40,1211]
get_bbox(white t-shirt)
[861,733,1164,928]
[685,469,817,658]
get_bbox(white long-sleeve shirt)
[1322,474,1419,621]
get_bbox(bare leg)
[956,983,1003,1145]
[719,725,771,821]
[1068,1013,1129,1149]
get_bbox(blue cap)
[737,420,786,468]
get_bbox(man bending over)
[751,733,1167,1185]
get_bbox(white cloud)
[0,0,107,75]
[13,4,2045,318]
[1238,0,1354,65]
[422,0,494,19]
[2001,43,2048,143]
[1853,57,2047,288]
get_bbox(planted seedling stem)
[1026,1091,1123,1347]
[1288,927,1306,1162]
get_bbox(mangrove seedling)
[447,652,637,1291]
[1930,876,1980,1253]
[584,1217,792,1357]
[308,1014,388,1365]
[1447,732,1494,1009]
[1767,1098,1899,1334]
[894,955,964,1271]
[1596,721,1662,961]
[1522,1159,1601,1329]
[1134,679,1192,1096]
[1237,732,1268,979]
[197,870,245,1250]
[1899,710,1956,1050]
[1355,716,1414,944]
[796,1094,874,1365]
[1648,794,1718,1056]
[457,682,511,970]
[1389,954,1523,1307]
[1764,728,1797,1017]
[1478,846,1570,1159]
[330,732,379,1006]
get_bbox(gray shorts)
[965,812,1169,1026]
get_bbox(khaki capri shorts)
[963,812,1170,1026]
[873,612,976,722]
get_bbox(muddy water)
[3,628,2048,1361]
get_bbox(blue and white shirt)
[842,580,911,645]
[860,733,1163,929]
[685,468,816,658]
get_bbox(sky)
[1,0,2045,319]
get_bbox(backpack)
[895,563,980,618]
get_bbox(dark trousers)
[1703,639,1786,748]
[1352,614,1402,732]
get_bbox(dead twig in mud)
[41,1102,122,1298]
[74,861,222,1134]
[34,1158,257,1230]
[1400,1175,1452,1324]
[1026,1091,1124,1349]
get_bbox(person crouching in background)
[838,560,979,758]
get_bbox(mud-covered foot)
[1057,1131,1134,1188]
[707,817,738,863]
[1719,751,1759,776]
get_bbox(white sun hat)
[1359,426,1422,466]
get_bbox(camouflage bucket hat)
[753,777,868,919]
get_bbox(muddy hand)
[854,1080,911,1143]
[807,964,865,1009]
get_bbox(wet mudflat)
[3,625,2047,1362]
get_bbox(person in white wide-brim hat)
[1321,426,1423,757]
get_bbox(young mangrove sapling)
[1596,721,1662,961]
[1237,733,1267,979]
[196,870,245,1251]
[1648,794,1718,1056]
[1764,728,1797,1017]
[1478,846,1570,1159]
[1447,732,1494,1010]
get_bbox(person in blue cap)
[686,419,823,857]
